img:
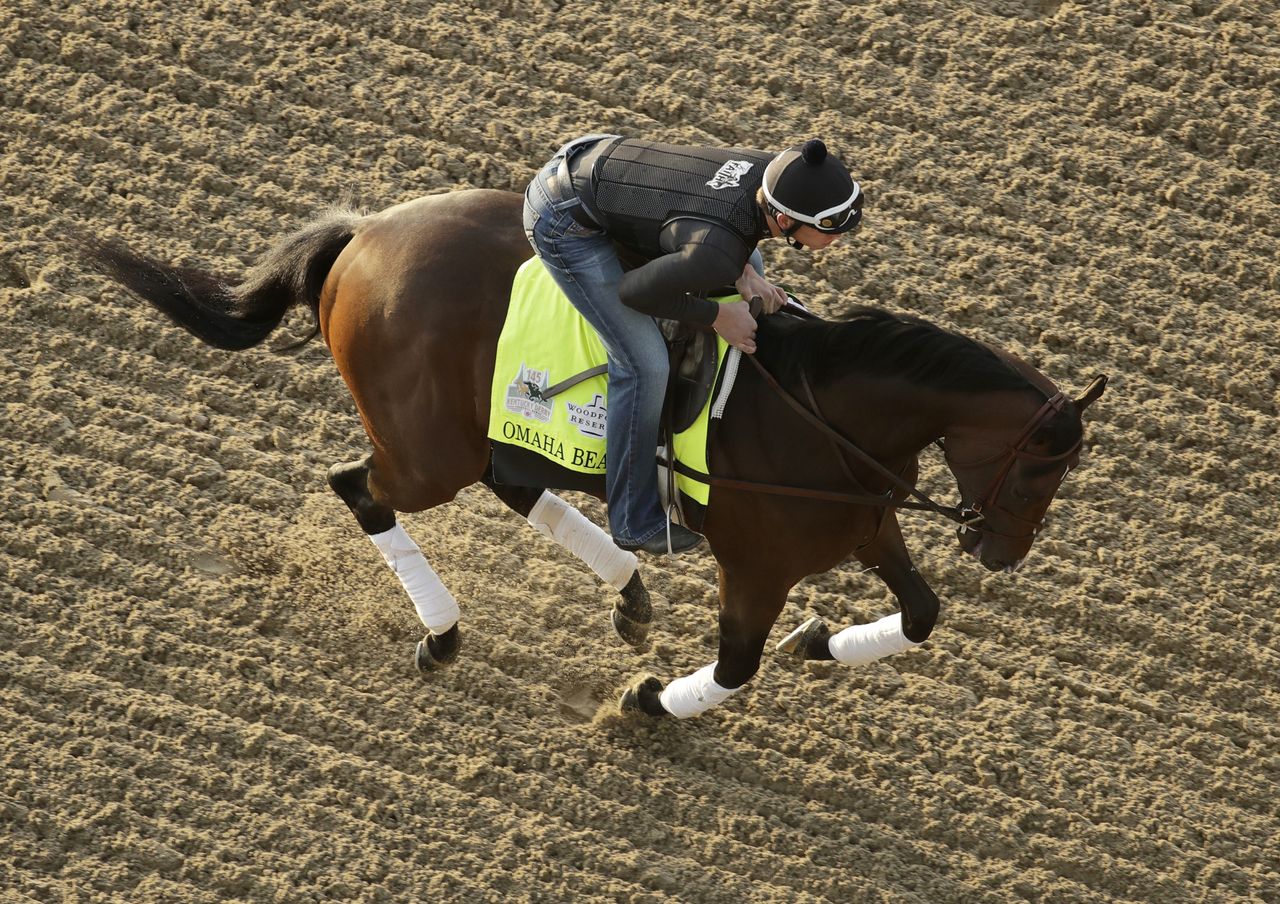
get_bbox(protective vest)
[588,140,772,259]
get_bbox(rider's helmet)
[762,139,863,240]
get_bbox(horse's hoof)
[611,606,650,647]
[612,572,653,647]
[619,676,669,717]
[414,626,460,674]
[776,616,831,660]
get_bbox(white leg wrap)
[658,662,740,719]
[827,613,920,666]
[368,523,460,634]
[527,492,637,590]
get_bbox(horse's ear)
[1074,374,1108,412]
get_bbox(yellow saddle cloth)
[488,257,734,504]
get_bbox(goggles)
[763,182,864,234]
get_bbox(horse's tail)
[84,205,362,351]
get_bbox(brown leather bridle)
[940,391,1082,540]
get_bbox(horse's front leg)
[621,566,790,718]
[779,512,938,664]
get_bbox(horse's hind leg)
[327,454,395,534]
[328,454,461,671]
[481,474,652,646]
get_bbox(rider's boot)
[616,522,703,556]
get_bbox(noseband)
[942,392,1082,539]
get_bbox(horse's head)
[943,375,1107,572]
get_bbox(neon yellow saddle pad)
[488,257,733,504]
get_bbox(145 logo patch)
[504,363,553,423]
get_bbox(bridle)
[939,391,1082,539]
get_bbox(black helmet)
[762,139,863,234]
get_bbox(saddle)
[544,311,720,526]
[657,314,721,434]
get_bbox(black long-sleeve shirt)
[617,218,753,326]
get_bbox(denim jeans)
[522,149,669,545]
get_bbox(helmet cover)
[763,140,862,233]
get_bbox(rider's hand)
[713,301,758,354]
[735,269,788,314]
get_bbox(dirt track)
[3,1,1279,901]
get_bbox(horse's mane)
[755,306,1033,395]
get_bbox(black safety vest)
[586,140,772,259]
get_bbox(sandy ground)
[3,1,1279,901]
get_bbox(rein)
[740,353,972,523]
[663,350,975,523]
[670,329,1076,538]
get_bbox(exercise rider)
[522,135,863,555]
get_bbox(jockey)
[523,135,863,555]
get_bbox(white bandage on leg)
[368,523,460,634]
[658,662,740,719]
[527,492,637,590]
[827,612,920,666]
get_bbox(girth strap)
[540,364,609,400]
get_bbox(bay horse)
[85,188,1106,719]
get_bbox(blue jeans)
[523,148,669,546]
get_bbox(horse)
[84,188,1106,720]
